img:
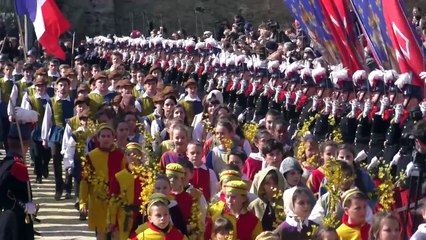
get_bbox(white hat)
[207,90,223,104]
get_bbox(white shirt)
[411,224,426,240]
[21,92,50,110]
[183,95,201,102]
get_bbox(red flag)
[383,0,425,87]
[320,0,364,74]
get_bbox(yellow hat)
[125,142,143,152]
[341,188,365,207]
[165,163,186,178]
[97,123,115,135]
[147,198,169,213]
[255,231,278,240]
[224,180,248,195]
[149,193,173,203]
[219,170,241,183]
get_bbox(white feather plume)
[368,69,384,87]
[352,70,367,86]
[394,72,412,89]
[15,107,38,123]
[384,69,399,84]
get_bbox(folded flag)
[15,0,71,60]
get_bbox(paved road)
[27,160,96,240]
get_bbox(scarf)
[283,186,309,232]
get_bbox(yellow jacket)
[79,147,126,233]
[135,223,188,240]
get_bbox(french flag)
[15,0,71,60]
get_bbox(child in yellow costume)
[79,124,126,240]
[109,142,146,239]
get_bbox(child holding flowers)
[205,120,237,175]
[295,134,320,182]
[109,142,146,239]
[79,124,126,240]
[307,141,337,197]
[242,129,273,181]
[165,163,201,238]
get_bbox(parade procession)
[2,0,426,239]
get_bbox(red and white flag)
[16,0,71,60]
[383,0,425,87]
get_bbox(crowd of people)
[1,6,426,240]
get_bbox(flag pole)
[0,35,8,54]
[71,32,76,68]
[14,5,27,59]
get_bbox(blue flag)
[350,0,399,70]
[283,0,341,65]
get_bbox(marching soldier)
[0,122,37,240]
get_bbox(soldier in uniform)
[0,123,37,240]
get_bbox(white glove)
[420,101,426,116]
[180,59,186,68]
[285,92,292,105]
[324,98,332,114]
[174,57,180,67]
[331,99,339,116]
[24,202,37,215]
[231,78,240,91]
[393,104,404,123]
[350,99,359,117]
[354,150,368,163]
[160,60,166,69]
[312,96,319,112]
[378,96,389,115]
[250,82,258,96]
[406,161,414,177]
[237,112,246,123]
[420,72,426,82]
[390,150,402,166]
[194,63,200,73]
[203,62,210,73]
[363,100,372,118]
[367,156,380,170]
[294,90,303,104]
[274,86,282,103]
[262,85,270,96]
[237,80,248,94]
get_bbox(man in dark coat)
[0,123,36,240]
